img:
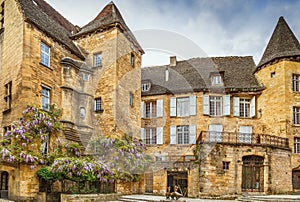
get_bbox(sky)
[45,0,300,67]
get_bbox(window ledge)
[39,62,53,70]
[94,109,104,113]
[2,108,11,114]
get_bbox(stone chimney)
[170,56,177,66]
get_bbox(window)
[170,125,196,144]
[141,127,163,145]
[4,81,12,110]
[203,95,230,116]
[93,53,102,67]
[83,73,89,81]
[145,128,157,144]
[210,96,222,116]
[177,97,190,117]
[208,124,223,142]
[294,107,300,124]
[293,74,300,92]
[239,126,252,143]
[41,135,49,156]
[2,126,11,145]
[295,137,300,154]
[129,92,134,107]
[170,95,196,117]
[80,107,86,117]
[233,97,256,118]
[145,101,156,118]
[141,100,163,118]
[239,98,250,117]
[223,161,230,171]
[41,86,50,111]
[94,98,102,111]
[212,75,222,85]
[0,2,4,29]
[130,53,135,67]
[271,72,276,78]
[177,126,189,144]
[0,171,8,191]
[142,83,150,92]
[40,42,50,67]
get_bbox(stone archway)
[292,166,300,190]
[242,155,264,192]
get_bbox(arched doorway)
[242,156,264,192]
[292,166,300,190]
[0,171,8,198]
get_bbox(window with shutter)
[250,96,256,117]
[203,95,210,115]
[233,97,240,117]
[156,127,163,144]
[209,124,223,142]
[223,95,230,116]
[189,125,196,144]
[189,95,196,116]
[239,126,252,143]
[156,100,163,117]
[170,126,177,144]
[170,97,177,117]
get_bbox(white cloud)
[45,0,300,66]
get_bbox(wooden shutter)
[141,101,145,118]
[189,125,196,144]
[141,128,145,142]
[233,97,240,117]
[203,95,210,115]
[250,96,256,117]
[156,100,163,117]
[189,95,196,116]
[170,97,177,117]
[170,126,177,144]
[156,127,163,144]
[223,95,230,116]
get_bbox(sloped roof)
[72,1,144,53]
[257,16,300,69]
[17,0,85,60]
[142,56,263,96]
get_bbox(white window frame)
[233,96,256,118]
[4,81,12,110]
[94,98,102,111]
[239,98,251,117]
[93,53,102,67]
[170,96,196,117]
[141,127,163,145]
[209,124,223,142]
[209,96,222,116]
[170,125,196,145]
[293,74,300,92]
[141,100,163,118]
[295,137,300,154]
[40,42,50,67]
[294,107,300,125]
[212,75,223,85]
[142,83,150,92]
[41,86,50,111]
[239,126,252,143]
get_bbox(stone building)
[0,0,143,201]
[141,16,300,197]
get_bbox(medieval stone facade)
[0,0,299,201]
[141,17,300,197]
[0,0,142,201]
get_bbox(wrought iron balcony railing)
[197,131,289,149]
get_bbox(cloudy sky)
[45,0,300,67]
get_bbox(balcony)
[197,131,289,149]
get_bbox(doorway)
[292,170,300,190]
[167,171,188,196]
[242,156,264,192]
[0,171,8,198]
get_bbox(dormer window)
[142,82,151,92]
[210,71,224,85]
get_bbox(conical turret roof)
[257,16,300,69]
